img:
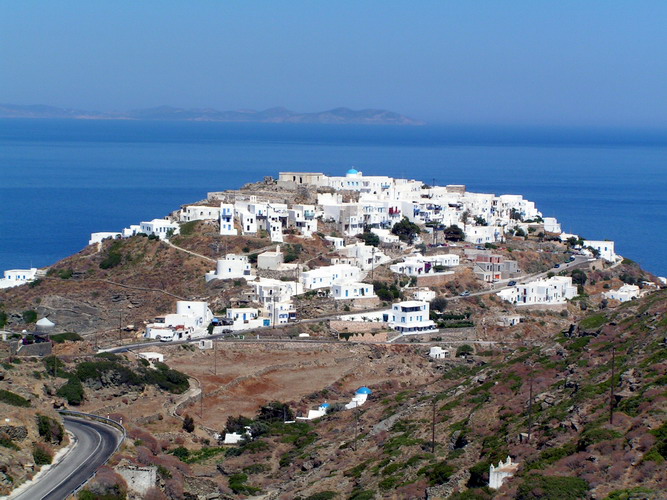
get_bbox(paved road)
[10,416,123,500]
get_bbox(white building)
[225,307,270,330]
[139,219,180,240]
[205,254,253,282]
[257,246,285,270]
[604,284,641,302]
[497,276,577,306]
[332,282,376,300]
[489,456,519,489]
[542,217,561,234]
[297,403,330,421]
[300,264,362,290]
[251,278,303,307]
[138,352,164,367]
[389,301,437,334]
[288,204,318,237]
[0,268,38,289]
[145,301,214,340]
[332,242,390,271]
[390,254,459,277]
[219,203,237,235]
[179,205,221,223]
[89,232,121,245]
[583,240,618,262]
[464,224,503,245]
[429,346,450,359]
[345,386,373,410]
[414,289,436,302]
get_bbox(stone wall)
[330,320,389,343]
[116,465,157,496]
[416,272,458,287]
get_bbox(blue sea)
[1,119,666,276]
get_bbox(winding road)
[9,415,123,500]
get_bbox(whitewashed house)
[389,301,437,334]
[89,232,121,245]
[429,346,450,359]
[542,217,561,233]
[251,278,303,307]
[288,204,318,237]
[325,236,346,250]
[139,219,180,240]
[122,224,141,238]
[332,242,390,271]
[300,264,362,290]
[497,276,577,306]
[332,282,376,300]
[219,203,237,235]
[604,284,641,302]
[205,254,253,282]
[464,224,503,245]
[225,307,270,330]
[0,268,38,289]
[583,240,618,262]
[145,301,214,340]
[390,254,459,277]
[257,246,285,270]
[179,205,221,223]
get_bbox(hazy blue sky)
[2,1,666,126]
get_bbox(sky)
[2,1,667,126]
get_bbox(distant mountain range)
[0,104,424,125]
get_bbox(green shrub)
[577,427,622,451]
[229,473,261,495]
[348,490,375,500]
[57,377,85,405]
[49,332,83,343]
[172,446,189,460]
[0,436,19,450]
[516,475,589,500]
[32,444,53,465]
[0,389,31,407]
[0,311,8,328]
[306,492,337,500]
[579,314,606,330]
[37,415,64,444]
[100,241,124,269]
[179,220,198,236]
[419,460,454,486]
[22,310,38,324]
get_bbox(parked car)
[460,290,471,297]
[508,281,517,286]
[554,264,560,268]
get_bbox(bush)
[516,475,589,500]
[0,389,31,407]
[182,414,195,433]
[100,241,124,269]
[50,332,83,343]
[37,415,65,444]
[171,446,190,460]
[419,460,454,486]
[229,473,261,495]
[456,344,474,357]
[306,492,337,500]
[33,443,53,465]
[22,310,38,324]
[357,230,380,247]
[57,377,85,405]
[0,311,7,328]
[392,217,421,243]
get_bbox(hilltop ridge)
[0,103,424,125]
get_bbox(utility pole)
[213,340,217,376]
[527,370,534,442]
[431,397,437,453]
[371,246,376,281]
[354,407,360,451]
[200,389,204,420]
[118,310,122,343]
[609,347,616,424]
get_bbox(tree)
[431,296,448,313]
[514,228,526,238]
[456,344,474,357]
[571,269,587,286]
[391,217,421,244]
[356,229,380,247]
[182,414,195,433]
[473,215,488,226]
[257,401,294,423]
[443,225,465,242]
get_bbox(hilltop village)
[1,169,665,499]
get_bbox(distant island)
[0,103,424,126]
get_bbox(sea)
[1,119,666,277]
